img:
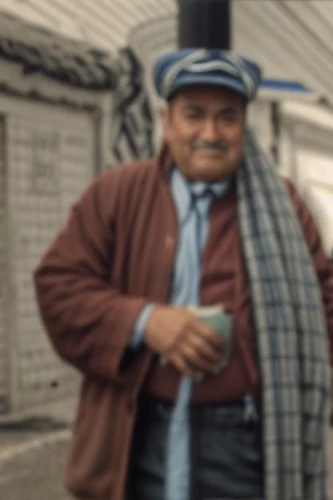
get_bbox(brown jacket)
[34,153,333,500]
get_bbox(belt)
[139,394,260,426]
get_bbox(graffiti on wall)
[111,47,154,164]
[32,130,60,194]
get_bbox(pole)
[178,0,231,50]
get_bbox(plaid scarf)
[237,131,330,500]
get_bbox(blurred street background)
[0,0,332,498]
[0,397,75,500]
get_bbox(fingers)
[170,352,196,377]
[163,315,225,376]
[187,334,221,364]
[168,340,222,376]
[191,318,225,349]
[146,306,228,377]
[182,344,220,374]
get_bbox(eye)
[185,113,202,121]
[219,112,238,123]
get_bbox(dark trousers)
[127,395,264,500]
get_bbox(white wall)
[2,94,96,412]
[280,101,333,257]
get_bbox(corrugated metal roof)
[233,1,333,100]
[0,0,175,50]
[0,1,333,99]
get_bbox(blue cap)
[153,48,261,101]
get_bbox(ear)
[158,105,171,139]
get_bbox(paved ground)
[0,396,332,499]
[328,429,333,499]
[0,439,72,500]
[0,396,76,500]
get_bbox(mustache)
[191,140,228,151]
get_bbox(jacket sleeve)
[284,178,333,366]
[130,304,155,349]
[33,170,149,384]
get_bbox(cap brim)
[166,73,249,100]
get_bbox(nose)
[200,119,220,143]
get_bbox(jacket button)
[165,235,174,248]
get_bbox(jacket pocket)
[65,377,122,499]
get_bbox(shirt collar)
[170,167,232,225]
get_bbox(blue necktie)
[165,187,215,500]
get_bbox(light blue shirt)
[131,167,231,345]
[130,166,231,499]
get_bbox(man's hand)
[145,305,224,376]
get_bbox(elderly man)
[34,49,333,500]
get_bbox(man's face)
[161,85,246,182]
